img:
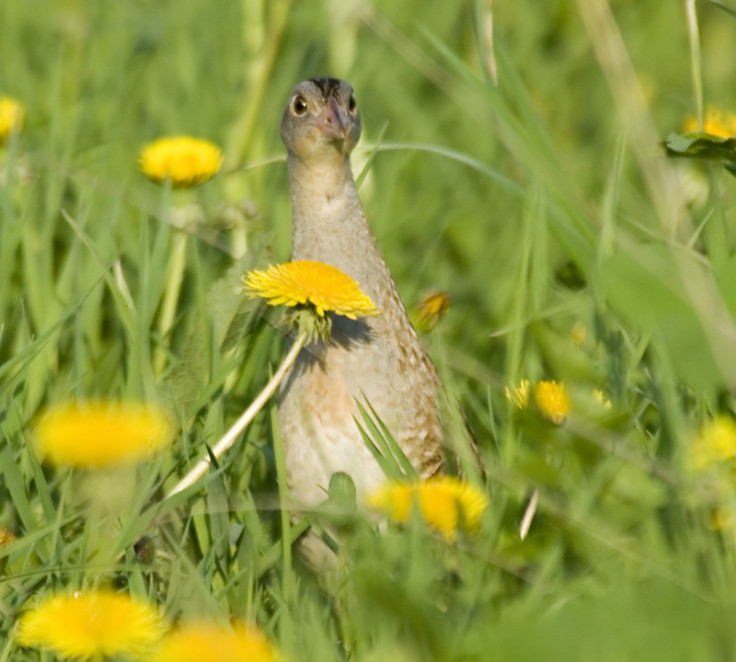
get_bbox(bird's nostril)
[319,104,347,141]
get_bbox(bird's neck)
[287,152,392,303]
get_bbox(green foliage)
[666,131,736,161]
[3,0,736,660]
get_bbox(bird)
[277,77,445,518]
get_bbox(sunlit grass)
[3,1,736,660]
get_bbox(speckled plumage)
[278,78,444,509]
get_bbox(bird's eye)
[292,95,308,115]
[348,94,357,113]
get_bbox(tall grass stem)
[166,332,306,498]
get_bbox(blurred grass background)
[3,0,736,659]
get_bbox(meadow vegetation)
[3,1,736,659]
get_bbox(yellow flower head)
[709,507,736,532]
[16,589,165,659]
[0,527,15,549]
[245,260,378,320]
[414,290,451,331]
[34,400,173,468]
[139,136,222,187]
[367,477,489,542]
[0,96,24,143]
[533,380,570,424]
[153,622,278,662]
[690,415,736,472]
[505,379,530,409]
[683,107,736,139]
[571,321,586,347]
[592,389,613,410]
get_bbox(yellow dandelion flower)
[153,621,278,662]
[0,96,24,143]
[690,415,736,472]
[369,481,414,521]
[34,400,173,468]
[708,507,736,531]
[414,290,451,331]
[0,527,15,549]
[367,477,488,542]
[16,589,165,659]
[245,260,378,320]
[592,389,612,409]
[505,379,530,409]
[683,107,736,139]
[533,380,570,424]
[571,321,586,347]
[139,136,222,187]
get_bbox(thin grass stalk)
[685,0,704,128]
[574,0,686,238]
[154,229,188,374]
[166,332,306,498]
[685,0,729,273]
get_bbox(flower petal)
[245,261,378,320]
[139,136,222,187]
[34,400,173,467]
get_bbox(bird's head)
[281,78,361,161]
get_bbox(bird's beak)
[317,97,347,141]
